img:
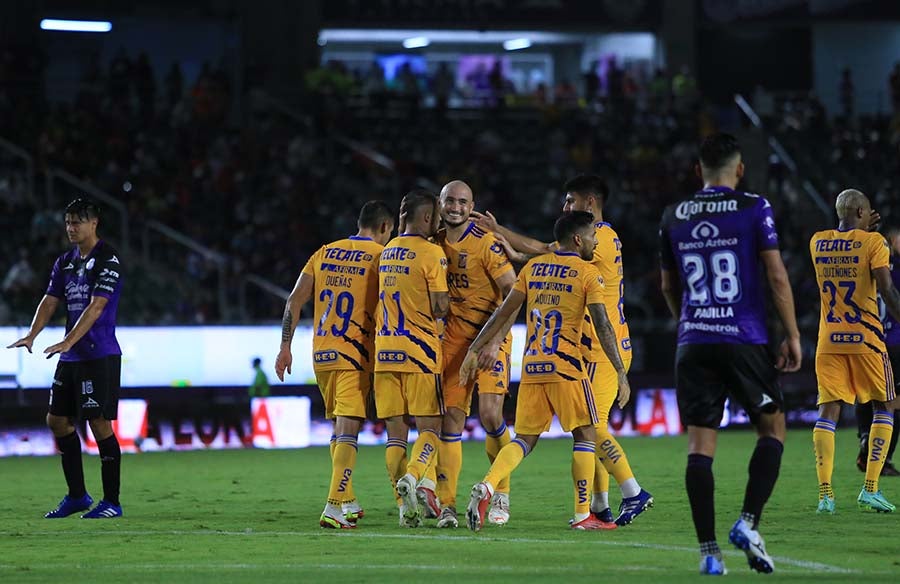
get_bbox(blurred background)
[2,0,899,452]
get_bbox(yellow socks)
[327,435,357,505]
[813,418,836,498]
[386,438,408,506]
[437,432,462,507]
[485,438,529,488]
[866,411,895,493]
[572,440,596,518]
[486,422,512,494]
[407,429,440,482]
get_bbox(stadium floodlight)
[40,19,112,32]
[402,36,430,49]
[503,38,532,51]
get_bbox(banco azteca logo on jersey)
[691,221,720,240]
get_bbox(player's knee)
[46,414,73,436]
[480,409,505,434]
[88,418,114,441]
[572,424,597,443]
[817,402,842,421]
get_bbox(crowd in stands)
[3,44,900,366]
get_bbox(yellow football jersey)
[437,222,515,351]
[810,229,890,354]
[375,234,449,374]
[301,236,383,372]
[582,222,632,363]
[514,251,605,384]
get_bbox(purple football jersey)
[45,240,123,361]
[882,253,900,347]
[659,186,780,345]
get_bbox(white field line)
[0,529,856,574]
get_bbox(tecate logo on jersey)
[675,199,738,220]
[830,332,863,344]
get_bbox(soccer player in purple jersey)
[659,134,801,575]
[8,199,125,519]
[856,228,900,476]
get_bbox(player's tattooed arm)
[276,272,314,381]
[588,302,631,407]
[281,307,294,343]
[587,303,625,374]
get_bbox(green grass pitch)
[1,429,898,583]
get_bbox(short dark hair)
[563,174,609,205]
[252,357,262,367]
[699,133,741,171]
[400,189,437,222]
[358,200,394,230]
[553,211,594,244]
[65,198,100,221]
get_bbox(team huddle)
[275,180,651,534]
[8,133,900,576]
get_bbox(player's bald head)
[440,180,473,203]
[835,189,870,220]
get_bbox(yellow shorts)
[514,378,598,435]
[585,356,633,425]
[442,343,511,414]
[374,371,444,418]
[815,352,896,405]
[315,370,371,419]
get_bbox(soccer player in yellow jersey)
[810,189,900,514]
[471,174,651,526]
[374,190,450,528]
[275,201,395,529]
[460,211,631,531]
[433,180,517,529]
